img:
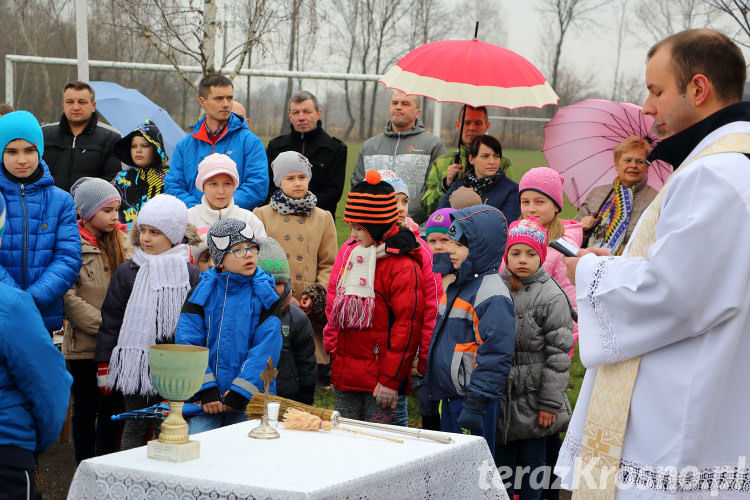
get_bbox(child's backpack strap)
[180,285,204,316]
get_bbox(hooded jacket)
[323,226,425,393]
[422,205,515,405]
[112,120,170,224]
[351,119,446,223]
[175,266,282,410]
[0,284,71,465]
[497,267,575,443]
[165,113,268,210]
[0,161,81,330]
[42,112,122,192]
[266,122,348,217]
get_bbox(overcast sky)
[499,1,750,103]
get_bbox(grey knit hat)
[207,218,258,267]
[257,237,290,282]
[136,194,188,245]
[70,177,121,222]
[271,151,312,187]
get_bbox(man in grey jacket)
[351,91,445,223]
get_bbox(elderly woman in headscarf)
[575,136,658,254]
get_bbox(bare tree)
[537,0,611,91]
[364,0,405,138]
[632,0,714,45]
[610,0,629,100]
[325,0,361,139]
[704,0,750,47]
[117,0,275,92]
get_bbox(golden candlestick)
[248,356,280,439]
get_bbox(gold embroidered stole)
[573,133,750,499]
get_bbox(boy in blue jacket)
[0,193,72,498]
[176,218,282,433]
[421,204,515,457]
[0,110,81,331]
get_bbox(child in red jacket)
[323,170,424,424]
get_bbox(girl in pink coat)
[518,167,582,354]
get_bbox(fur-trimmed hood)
[129,220,201,248]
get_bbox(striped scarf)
[595,178,633,255]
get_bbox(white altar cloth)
[67,419,508,499]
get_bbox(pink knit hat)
[195,153,240,192]
[518,167,564,211]
[505,216,548,265]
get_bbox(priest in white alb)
[555,29,750,499]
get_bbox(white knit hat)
[136,194,188,245]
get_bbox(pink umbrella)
[380,38,558,110]
[542,99,673,207]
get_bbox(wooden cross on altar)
[260,357,277,394]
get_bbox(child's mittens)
[457,397,486,435]
[372,383,398,409]
[97,363,112,396]
[301,284,327,328]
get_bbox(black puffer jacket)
[42,113,122,192]
[266,122,347,218]
[275,299,318,405]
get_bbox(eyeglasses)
[231,245,259,258]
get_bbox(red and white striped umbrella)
[380,38,559,109]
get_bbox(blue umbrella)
[90,81,187,160]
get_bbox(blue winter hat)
[0,110,44,158]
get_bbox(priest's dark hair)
[648,29,746,104]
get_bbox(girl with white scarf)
[94,194,201,450]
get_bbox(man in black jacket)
[266,91,347,218]
[42,81,122,192]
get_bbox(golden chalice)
[147,344,208,461]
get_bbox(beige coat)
[62,231,130,360]
[253,205,337,300]
[575,178,657,249]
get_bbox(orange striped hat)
[344,170,398,242]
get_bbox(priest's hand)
[538,410,556,428]
[564,248,612,285]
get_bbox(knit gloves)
[97,363,111,395]
[301,283,327,329]
[373,383,398,409]
[457,397,486,435]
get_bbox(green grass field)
[315,141,585,426]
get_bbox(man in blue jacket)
[165,74,269,210]
[0,191,73,499]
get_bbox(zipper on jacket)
[392,133,401,171]
[373,343,380,363]
[301,132,305,156]
[215,275,229,377]
[21,184,28,289]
